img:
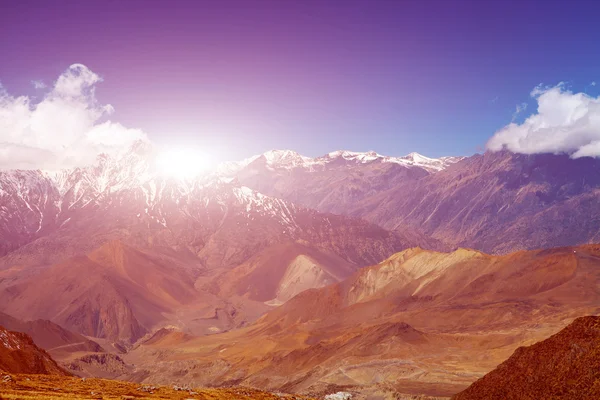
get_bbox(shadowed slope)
[0,326,69,375]
[453,316,600,400]
[216,242,357,305]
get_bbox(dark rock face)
[453,316,600,400]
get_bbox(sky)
[2,0,600,168]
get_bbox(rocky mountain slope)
[215,242,359,305]
[0,230,414,345]
[0,144,433,344]
[0,326,69,375]
[124,244,600,397]
[0,241,200,343]
[4,146,600,259]
[352,151,600,253]
[1,144,599,398]
[228,149,461,216]
[232,149,600,254]
[0,311,103,358]
[0,143,426,269]
[453,316,600,400]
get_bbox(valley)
[3,5,600,398]
[0,147,599,399]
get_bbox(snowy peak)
[235,149,464,173]
[324,150,464,171]
[401,152,433,163]
[325,150,383,163]
[397,152,465,172]
[259,149,314,169]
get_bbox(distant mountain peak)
[260,149,312,168]
[401,152,431,161]
[236,149,463,173]
[396,152,465,171]
[325,150,383,163]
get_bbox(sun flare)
[155,147,216,179]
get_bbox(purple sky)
[2,0,600,163]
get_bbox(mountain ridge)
[218,148,463,175]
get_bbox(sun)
[155,147,216,179]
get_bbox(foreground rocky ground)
[0,373,315,400]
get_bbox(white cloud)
[487,83,600,158]
[31,80,46,89]
[0,64,148,170]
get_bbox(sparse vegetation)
[0,373,315,399]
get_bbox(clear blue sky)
[2,0,600,160]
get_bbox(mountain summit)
[232,149,463,173]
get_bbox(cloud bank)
[487,84,600,158]
[0,64,148,170]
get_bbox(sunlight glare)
[155,147,216,179]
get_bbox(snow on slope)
[0,144,307,255]
[0,143,462,255]
[221,149,464,174]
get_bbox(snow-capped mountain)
[321,150,463,172]
[0,142,435,345]
[0,142,422,270]
[0,144,465,253]
[397,152,465,172]
[221,148,465,217]
[223,149,464,175]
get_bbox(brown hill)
[453,316,600,400]
[215,242,358,305]
[0,168,425,344]
[0,326,69,375]
[0,311,103,358]
[0,237,393,344]
[261,244,599,331]
[0,179,424,342]
[0,241,199,343]
[125,244,600,397]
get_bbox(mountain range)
[0,143,599,398]
[228,148,600,254]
